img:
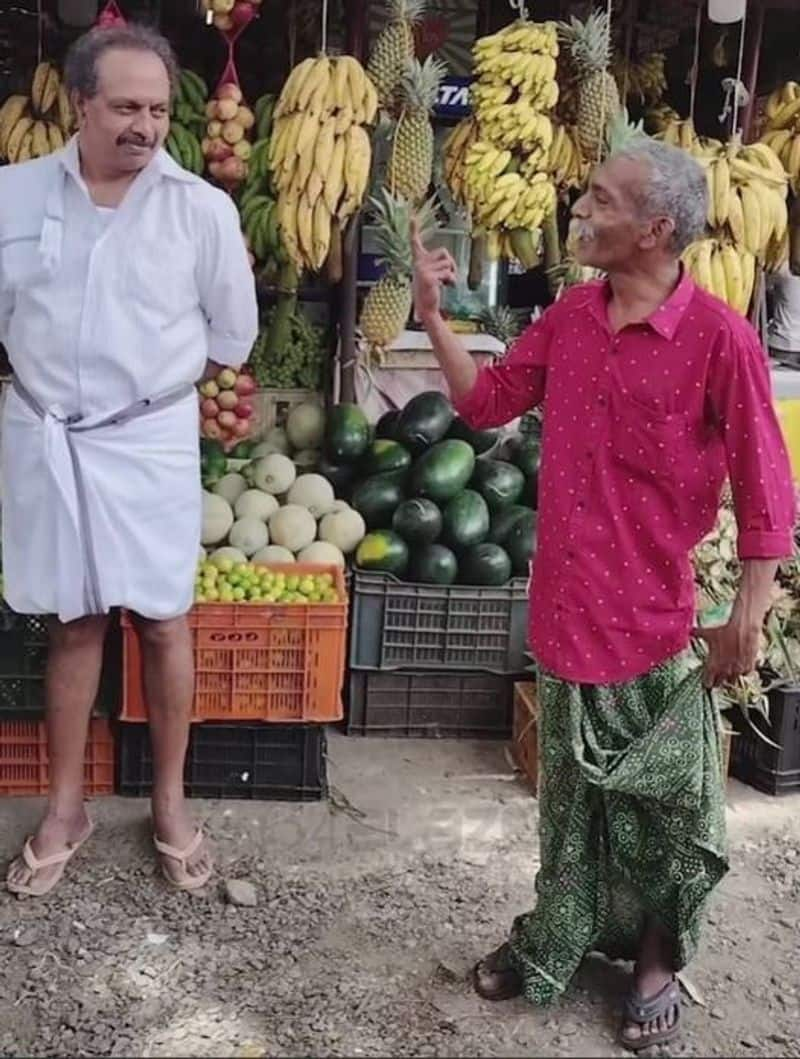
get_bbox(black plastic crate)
[345,668,519,738]
[730,685,800,796]
[0,607,120,719]
[349,571,529,674]
[117,722,327,801]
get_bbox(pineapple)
[367,0,427,109]
[480,305,526,351]
[604,107,647,157]
[386,56,447,206]
[558,10,621,164]
[360,190,437,354]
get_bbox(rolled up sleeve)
[454,309,552,429]
[707,321,796,559]
[196,190,259,367]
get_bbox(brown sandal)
[472,942,523,1001]
[153,828,213,892]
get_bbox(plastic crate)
[121,564,347,724]
[0,718,114,797]
[0,608,120,719]
[512,681,540,794]
[730,685,800,796]
[349,570,529,674]
[345,668,518,738]
[117,721,326,801]
[255,388,323,434]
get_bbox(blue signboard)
[434,76,473,119]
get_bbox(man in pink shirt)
[412,138,795,1051]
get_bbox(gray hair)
[614,138,708,254]
[64,24,179,100]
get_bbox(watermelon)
[447,415,500,455]
[351,473,405,530]
[325,404,370,463]
[506,434,542,479]
[488,505,531,545]
[392,498,443,544]
[471,458,526,512]
[356,531,409,576]
[395,391,454,454]
[317,454,358,499]
[375,409,401,440]
[409,440,476,504]
[360,439,412,478]
[506,511,537,575]
[409,544,458,585]
[442,490,490,552]
[459,543,512,586]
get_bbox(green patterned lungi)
[508,652,729,1005]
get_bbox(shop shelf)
[730,685,800,796]
[121,564,347,723]
[0,718,114,797]
[0,607,120,719]
[117,721,326,801]
[345,667,519,738]
[349,570,529,674]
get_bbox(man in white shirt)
[768,264,800,363]
[2,24,258,896]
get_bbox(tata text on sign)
[435,76,473,119]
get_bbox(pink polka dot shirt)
[454,271,796,685]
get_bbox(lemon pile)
[195,559,341,605]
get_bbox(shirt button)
[576,500,585,510]
[598,395,607,407]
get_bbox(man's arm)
[196,190,259,376]
[697,324,796,686]
[411,220,548,428]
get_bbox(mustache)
[117,133,157,148]
[568,219,596,243]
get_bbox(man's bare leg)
[135,614,211,884]
[6,615,108,890]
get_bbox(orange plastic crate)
[121,563,347,724]
[0,718,114,797]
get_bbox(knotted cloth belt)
[11,378,195,621]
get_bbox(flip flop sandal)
[472,942,523,1002]
[154,828,213,892]
[6,821,94,898]
[618,977,682,1052]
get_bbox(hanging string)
[320,0,329,54]
[36,0,42,66]
[688,1,702,126]
[508,0,530,21]
[730,2,748,138]
[597,0,614,164]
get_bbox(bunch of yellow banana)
[270,55,378,272]
[0,62,73,164]
[613,52,667,106]
[760,82,800,193]
[654,116,699,152]
[682,238,756,316]
[443,117,479,208]
[703,141,788,267]
[547,122,585,189]
[462,151,556,232]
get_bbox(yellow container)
[775,398,800,480]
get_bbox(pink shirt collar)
[572,267,697,342]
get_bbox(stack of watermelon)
[318,392,540,586]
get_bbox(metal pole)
[740,0,765,142]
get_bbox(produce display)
[760,81,800,194]
[557,10,620,165]
[385,56,447,206]
[195,558,342,604]
[367,0,423,109]
[166,69,209,175]
[612,52,667,107]
[198,366,257,447]
[200,0,260,34]
[309,392,538,586]
[270,54,378,272]
[0,61,72,162]
[200,400,368,571]
[249,308,327,389]
[203,82,255,189]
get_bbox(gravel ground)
[0,732,799,1059]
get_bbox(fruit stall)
[1,0,800,803]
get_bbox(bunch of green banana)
[239,139,285,275]
[165,125,204,174]
[0,61,73,163]
[254,94,276,141]
[165,69,208,175]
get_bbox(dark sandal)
[618,977,681,1052]
[472,942,523,1002]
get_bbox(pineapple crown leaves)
[605,106,648,156]
[367,189,438,279]
[479,305,526,349]
[383,0,427,25]
[397,55,448,115]
[557,9,613,74]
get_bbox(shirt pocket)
[125,239,198,319]
[610,389,690,486]
[0,233,49,291]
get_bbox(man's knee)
[133,613,190,650]
[48,614,109,651]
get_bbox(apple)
[217,83,243,104]
[201,397,220,418]
[231,2,255,27]
[234,374,256,397]
[235,105,255,130]
[207,138,232,162]
[205,100,218,120]
[208,161,223,180]
[216,98,239,122]
[207,120,223,138]
[235,400,253,419]
[217,368,238,390]
[222,121,245,145]
[213,13,233,30]
[211,0,234,11]
[217,390,239,411]
[232,417,251,438]
[202,417,223,439]
[199,379,220,398]
[218,410,237,429]
[233,140,252,160]
[219,156,246,183]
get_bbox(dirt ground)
[0,732,799,1059]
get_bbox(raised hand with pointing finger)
[411,216,458,325]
